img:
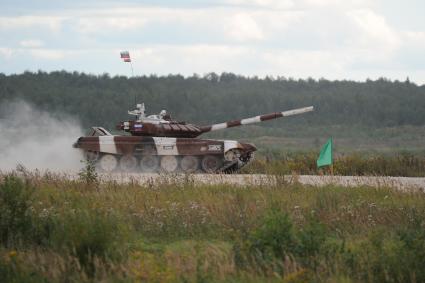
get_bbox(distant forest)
[1,71,425,149]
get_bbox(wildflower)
[39,208,50,218]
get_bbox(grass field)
[1,170,424,282]
[243,151,425,177]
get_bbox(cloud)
[0,16,64,32]
[347,9,401,54]
[129,44,251,72]
[222,0,372,9]
[76,17,148,34]
[20,39,44,48]
[224,13,264,41]
[404,31,425,46]
[223,0,295,9]
[0,1,424,84]
[0,47,13,59]
[0,48,72,61]
[261,50,348,77]
[29,49,66,60]
[302,0,371,7]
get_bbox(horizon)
[1,70,422,86]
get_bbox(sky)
[0,0,424,84]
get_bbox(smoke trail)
[0,100,84,172]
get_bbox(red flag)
[120,51,131,62]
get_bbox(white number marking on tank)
[208,145,222,151]
[99,136,117,154]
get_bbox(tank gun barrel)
[199,106,314,133]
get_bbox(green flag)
[317,138,333,168]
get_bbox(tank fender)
[73,137,81,148]
[223,140,244,153]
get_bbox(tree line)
[1,71,424,135]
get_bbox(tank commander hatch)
[159,109,172,121]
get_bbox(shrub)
[0,176,34,247]
[78,159,99,185]
[0,250,45,283]
[296,216,327,269]
[249,209,296,260]
[243,151,425,176]
[246,209,330,277]
[47,210,129,275]
[341,222,425,283]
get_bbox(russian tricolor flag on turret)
[120,51,131,62]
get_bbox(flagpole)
[120,51,136,105]
[130,61,134,77]
[130,61,136,105]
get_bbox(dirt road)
[96,173,425,191]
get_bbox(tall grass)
[243,151,425,176]
[0,171,424,282]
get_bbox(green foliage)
[78,159,99,185]
[0,174,129,277]
[0,172,424,282]
[243,151,425,177]
[0,176,33,246]
[247,211,328,275]
[296,216,327,269]
[250,209,296,259]
[48,209,128,275]
[0,251,45,283]
[342,222,425,283]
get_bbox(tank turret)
[117,104,314,138]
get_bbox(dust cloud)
[0,101,84,172]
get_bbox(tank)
[73,103,314,173]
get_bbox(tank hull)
[73,136,256,173]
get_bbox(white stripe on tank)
[99,136,117,154]
[241,116,261,125]
[281,106,314,116]
[153,137,178,155]
[211,123,227,131]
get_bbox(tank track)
[86,152,253,174]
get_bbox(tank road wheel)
[143,145,156,155]
[119,155,138,172]
[201,155,222,173]
[85,150,99,162]
[225,149,241,162]
[140,156,159,172]
[98,154,118,172]
[180,156,199,173]
[160,156,179,173]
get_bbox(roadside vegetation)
[0,169,424,282]
[243,151,425,177]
